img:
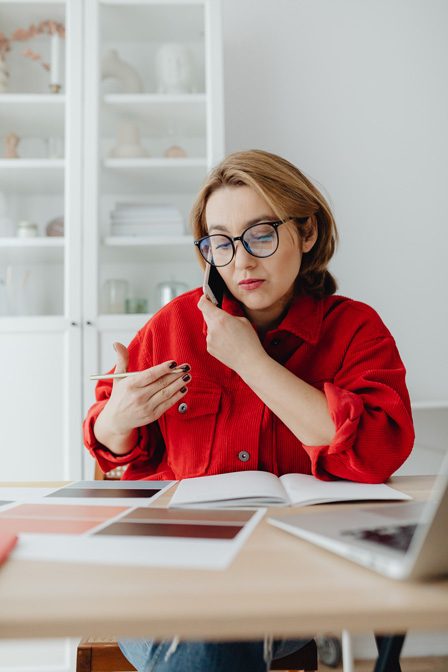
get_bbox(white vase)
[156,43,194,94]
[109,121,148,158]
[101,49,143,94]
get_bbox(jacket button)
[178,402,188,414]
[238,450,250,462]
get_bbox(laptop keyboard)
[342,523,417,552]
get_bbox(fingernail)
[113,342,117,352]
[181,364,190,372]
[180,386,187,393]
[169,361,178,369]
[182,374,191,382]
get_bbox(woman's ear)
[302,216,318,253]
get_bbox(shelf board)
[0,160,64,193]
[104,158,206,168]
[0,94,65,104]
[0,159,64,168]
[0,237,64,247]
[104,93,205,104]
[103,235,192,246]
[0,237,64,263]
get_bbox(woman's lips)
[238,280,265,290]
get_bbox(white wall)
[221,1,448,657]
[221,0,448,406]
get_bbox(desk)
[0,476,447,641]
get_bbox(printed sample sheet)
[0,480,175,507]
[0,501,265,570]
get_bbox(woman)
[84,149,414,671]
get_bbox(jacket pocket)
[160,380,221,478]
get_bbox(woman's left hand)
[197,294,267,375]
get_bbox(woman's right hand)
[94,342,191,454]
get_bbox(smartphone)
[203,263,225,308]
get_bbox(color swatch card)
[0,502,128,536]
[0,532,18,566]
[0,480,175,508]
[5,504,265,570]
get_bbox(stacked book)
[110,203,184,237]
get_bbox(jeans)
[118,637,311,672]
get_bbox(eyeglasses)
[194,219,299,267]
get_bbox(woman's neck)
[244,292,294,335]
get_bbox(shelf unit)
[0,0,224,483]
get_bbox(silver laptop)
[268,455,448,580]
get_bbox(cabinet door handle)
[70,321,78,327]
[86,321,93,326]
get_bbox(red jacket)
[84,289,414,483]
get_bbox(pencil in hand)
[90,367,186,381]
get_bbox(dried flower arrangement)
[0,21,65,71]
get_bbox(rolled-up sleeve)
[302,334,415,482]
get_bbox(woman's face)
[204,186,317,329]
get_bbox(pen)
[90,367,187,381]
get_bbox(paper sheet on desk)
[5,507,265,570]
[0,481,175,508]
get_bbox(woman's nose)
[233,242,256,268]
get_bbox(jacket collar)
[221,291,324,345]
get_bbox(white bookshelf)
[0,0,224,479]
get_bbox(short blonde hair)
[190,149,338,297]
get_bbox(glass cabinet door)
[0,1,67,317]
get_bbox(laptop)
[268,454,448,580]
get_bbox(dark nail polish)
[181,364,190,372]
[182,374,191,382]
[180,386,187,393]
[169,361,178,369]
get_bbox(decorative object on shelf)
[46,215,64,237]
[164,144,188,158]
[0,191,13,236]
[45,136,64,159]
[1,21,65,94]
[110,202,184,236]
[109,121,148,158]
[156,43,195,94]
[17,220,39,238]
[156,280,188,308]
[125,297,148,314]
[102,278,129,314]
[101,49,143,94]
[5,265,35,315]
[49,31,61,93]
[4,132,20,159]
[0,53,9,93]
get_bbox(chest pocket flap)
[159,381,221,478]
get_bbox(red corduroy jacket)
[83,288,414,483]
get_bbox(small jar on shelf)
[17,221,39,238]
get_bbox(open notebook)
[169,471,411,509]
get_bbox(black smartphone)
[203,263,225,308]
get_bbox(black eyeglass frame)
[194,218,306,267]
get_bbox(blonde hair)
[190,149,338,297]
